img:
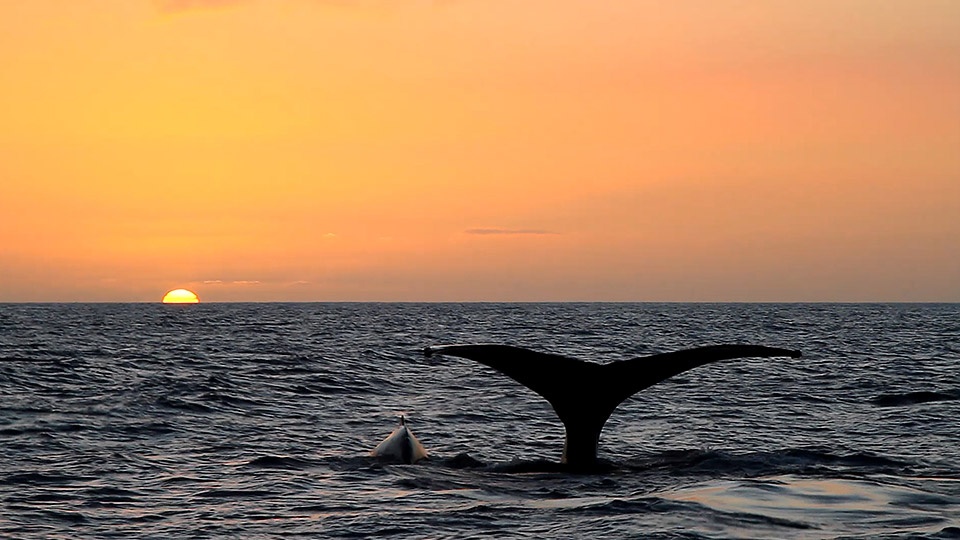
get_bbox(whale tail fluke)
[424,343,801,469]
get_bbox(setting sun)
[162,289,200,304]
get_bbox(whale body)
[425,343,801,471]
[371,416,428,464]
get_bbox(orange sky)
[1,0,958,302]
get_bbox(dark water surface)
[1,303,959,538]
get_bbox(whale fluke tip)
[372,414,428,464]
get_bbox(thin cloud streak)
[153,0,249,13]
[465,228,560,236]
[153,0,446,13]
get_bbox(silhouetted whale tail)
[424,344,801,470]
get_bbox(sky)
[1,0,958,302]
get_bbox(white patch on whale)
[371,416,428,464]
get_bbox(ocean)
[1,302,958,539]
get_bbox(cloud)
[153,0,249,13]
[154,0,453,14]
[465,228,559,236]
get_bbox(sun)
[162,288,200,304]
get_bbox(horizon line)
[1,300,958,305]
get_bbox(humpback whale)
[371,416,428,464]
[424,344,801,470]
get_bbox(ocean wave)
[2,302,959,538]
[873,390,960,407]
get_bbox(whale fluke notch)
[424,343,801,470]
